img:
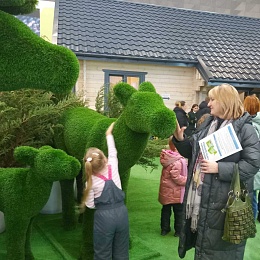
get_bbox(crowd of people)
[80,83,260,260]
[173,98,211,138]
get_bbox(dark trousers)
[94,205,129,260]
[160,203,183,234]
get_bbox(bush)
[0,89,85,167]
[95,84,123,118]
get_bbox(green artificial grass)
[1,159,260,259]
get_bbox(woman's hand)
[200,159,218,174]
[173,121,186,141]
[106,122,115,136]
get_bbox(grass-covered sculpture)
[0,2,81,258]
[0,145,81,260]
[54,81,177,258]
[0,0,79,94]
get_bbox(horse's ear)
[14,146,38,166]
[113,82,137,106]
[139,81,156,92]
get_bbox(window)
[102,69,147,111]
[103,69,147,89]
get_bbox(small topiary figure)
[0,146,81,260]
[54,81,177,258]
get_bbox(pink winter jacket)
[158,149,187,205]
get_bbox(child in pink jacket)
[158,138,187,236]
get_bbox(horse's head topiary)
[14,145,81,182]
[114,81,176,139]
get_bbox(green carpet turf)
[34,214,161,260]
[0,220,65,260]
[0,160,260,259]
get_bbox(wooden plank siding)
[76,59,205,111]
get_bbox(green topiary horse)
[54,81,177,258]
[0,146,81,260]
[0,1,79,94]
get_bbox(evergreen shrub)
[0,89,85,167]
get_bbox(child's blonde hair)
[80,147,107,211]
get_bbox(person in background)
[196,96,211,121]
[185,104,199,136]
[172,84,260,260]
[158,137,187,237]
[81,122,129,260]
[174,101,189,129]
[243,94,260,221]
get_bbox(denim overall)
[93,165,129,260]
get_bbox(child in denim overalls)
[81,122,129,260]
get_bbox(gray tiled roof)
[16,15,40,36]
[57,0,260,87]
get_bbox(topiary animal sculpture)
[0,146,81,260]
[54,81,177,258]
[0,1,79,94]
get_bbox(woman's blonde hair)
[243,95,260,116]
[80,147,107,211]
[208,83,244,120]
[175,101,186,107]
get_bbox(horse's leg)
[76,167,84,204]
[76,167,84,223]
[60,178,77,230]
[25,217,35,260]
[5,215,29,260]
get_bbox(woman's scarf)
[186,117,232,232]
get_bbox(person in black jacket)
[196,97,211,121]
[173,101,189,129]
[172,84,260,260]
[185,104,199,136]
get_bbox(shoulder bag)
[221,164,256,244]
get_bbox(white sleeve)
[106,134,122,189]
[107,134,117,161]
